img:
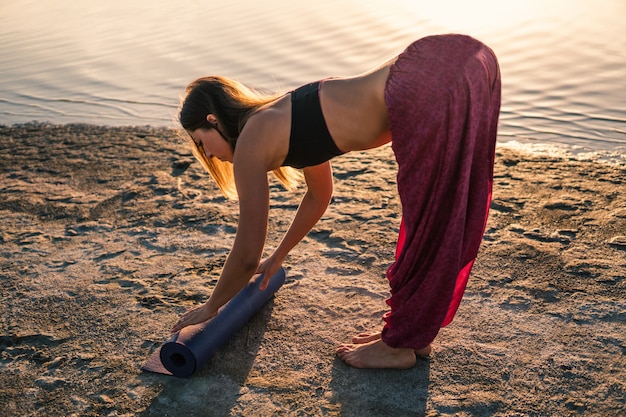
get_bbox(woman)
[170,34,501,369]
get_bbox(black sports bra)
[282,81,345,169]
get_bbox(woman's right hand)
[170,302,217,334]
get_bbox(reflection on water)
[0,0,624,153]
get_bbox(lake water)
[1,0,625,158]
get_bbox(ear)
[206,114,218,125]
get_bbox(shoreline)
[4,121,626,163]
[1,124,624,416]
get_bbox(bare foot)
[352,331,382,344]
[352,331,432,357]
[414,344,432,357]
[336,339,416,369]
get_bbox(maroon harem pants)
[382,34,501,350]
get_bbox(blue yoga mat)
[142,268,286,377]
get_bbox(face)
[189,127,234,163]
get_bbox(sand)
[0,123,624,417]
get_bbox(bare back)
[238,60,395,172]
[318,62,394,152]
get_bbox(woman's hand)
[255,254,284,290]
[170,302,217,334]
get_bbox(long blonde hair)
[179,76,301,199]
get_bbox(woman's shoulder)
[249,93,291,128]
[237,95,292,170]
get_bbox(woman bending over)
[170,34,501,369]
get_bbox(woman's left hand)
[170,302,217,334]
[255,254,284,290]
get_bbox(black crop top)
[282,81,345,169]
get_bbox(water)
[1,0,625,157]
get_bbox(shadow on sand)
[136,301,276,416]
[330,356,431,417]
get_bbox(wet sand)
[1,123,624,416]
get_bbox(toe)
[336,344,354,354]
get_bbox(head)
[179,76,301,199]
[179,76,261,147]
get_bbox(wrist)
[202,300,219,318]
[273,245,290,262]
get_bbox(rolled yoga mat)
[142,268,286,377]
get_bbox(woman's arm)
[170,141,270,333]
[257,161,334,288]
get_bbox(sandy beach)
[0,123,624,416]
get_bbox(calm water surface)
[1,0,624,156]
